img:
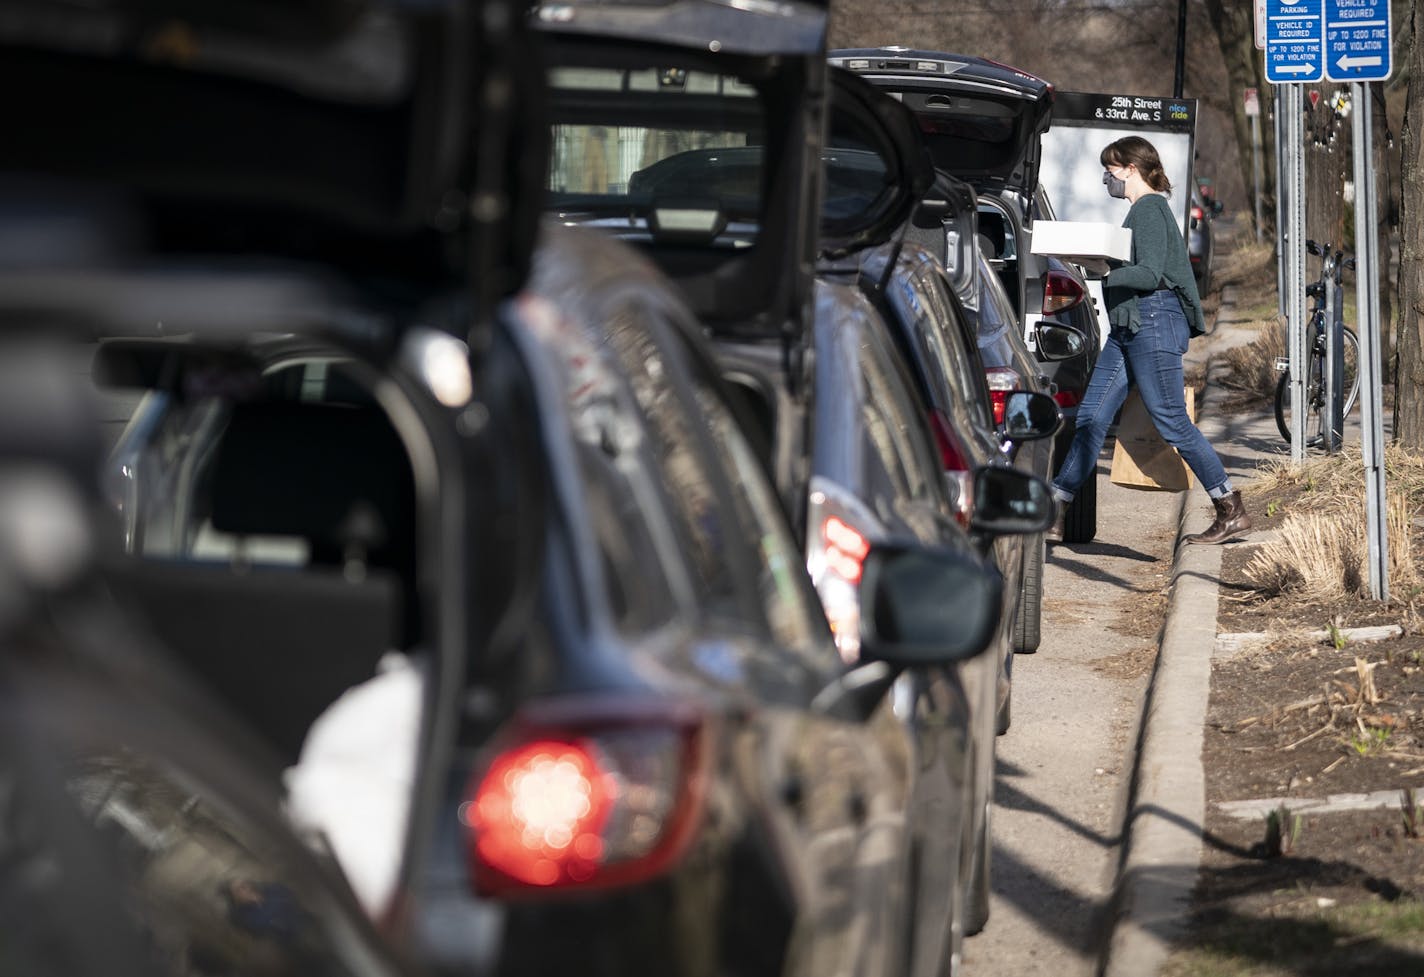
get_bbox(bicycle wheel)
[1340,326,1360,417]
[1274,350,1328,446]
[1276,326,1361,446]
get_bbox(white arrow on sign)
[1276,64,1317,74]
[1336,54,1383,70]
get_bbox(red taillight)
[824,515,870,585]
[929,410,974,528]
[464,702,706,895]
[1053,389,1081,409]
[1042,270,1086,314]
[470,740,613,887]
[984,367,1021,426]
[1191,204,1204,224]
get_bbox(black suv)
[538,10,1058,951]
[831,48,1102,543]
[6,5,1032,977]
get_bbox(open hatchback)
[537,0,933,348]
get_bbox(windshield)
[546,65,767,245]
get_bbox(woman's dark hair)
[1101,136,1172,195]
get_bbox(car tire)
[1062,472,1097,543]
[994,685,1011,736]
[1195,262,1212,296]
[962,797,992,937]
[1011,534,1044,654]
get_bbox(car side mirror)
[969,466,1055,537]
[857,541,1002,667]
[1033,321,1087,361]
[999,390,1061,442]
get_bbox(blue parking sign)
[1265,0,1324,84]
[1324,0,1391,82]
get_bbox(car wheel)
[994,684,1011,736]
[1011,534,1044,654]
[1196,263,1212,296]
[1062,472,1097,543]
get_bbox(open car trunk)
[829,49,1054,208]
[538,7,932,344]
[0,0,544,303]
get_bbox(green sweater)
[1102,193,1206,337]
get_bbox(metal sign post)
[1351,83,1389,599]
[1275,92,1286,320]
[1327,0,1391,597]
[1282,84,1308,461]
[1264,0,1323,463]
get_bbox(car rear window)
[546,66,767,245]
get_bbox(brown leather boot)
[1184,490,1252,545]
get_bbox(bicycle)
[1274,239,1360,447]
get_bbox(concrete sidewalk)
[1099,287,1290,977]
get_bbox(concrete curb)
[1099,354,1233,977]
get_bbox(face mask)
[1103,169,1128,199]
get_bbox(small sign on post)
[1265,0,1325,84]
[1324,0,1392,82]
[1243,87,1261,117]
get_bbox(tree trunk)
[1400,2,1424,448]
[1372,84,1394,372]
[1303,83,1350,251]
[1202,0,1274,236]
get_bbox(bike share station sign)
[1263,0,1393,596]
[1036,92,1197,347]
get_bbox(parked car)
[966,245,1067,653]
[856,237,1061,667]
[1029,189,1103,543]
[94,218,1012,977]
[0,339,423,977]
[830,48,1103,544]
[539,11,1056,956]
[1189,183,1220,294]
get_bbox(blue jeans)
[1052,289,1230,498]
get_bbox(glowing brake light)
[464,703,706,895]
[983,367,1021,426]
[470,740,612,887]
[1191,204,1204,225]
[1042,270,1086,314]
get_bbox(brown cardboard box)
[1109,387,1196,491]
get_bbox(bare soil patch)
[1170,464,1424,976]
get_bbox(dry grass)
[1214,238,1277,293]
[1210,239,1284,404]
[1242,446,1424,599]
[1216,319,1284,403]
